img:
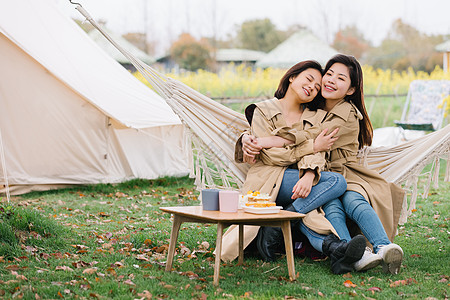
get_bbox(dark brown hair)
[274,60,324,109]
[324,54,373,148]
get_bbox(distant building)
[215,48,266,69]
[256,30,338,69]
[436,40,450,72]
[88,27,155,72]
[154,53,177,71]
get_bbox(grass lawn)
[0,173,449,299]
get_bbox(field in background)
[135,65,450,129]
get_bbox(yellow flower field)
[135,64,450,98]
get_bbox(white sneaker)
[377,243,403,275]
[354,247,382,271]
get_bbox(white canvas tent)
[0,0,189,195]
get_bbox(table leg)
[238,224,244,265]
[280,221,296,281]
[213,222,225,286]
[165,215,182,272]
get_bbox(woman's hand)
[242,134,262,164]
[291,170,315,199]
[313,128,339,152]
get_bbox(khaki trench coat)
[221,98,338,262]
[294,100,405,241]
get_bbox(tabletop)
[160,206,305,222]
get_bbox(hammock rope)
[72,3,449,225]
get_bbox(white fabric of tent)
[0,0,189,195]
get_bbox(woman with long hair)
[220,60,367,270]
[240,54,404,274]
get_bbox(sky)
[58,0,450,56]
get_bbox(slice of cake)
[244,190,275,207]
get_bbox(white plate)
[243,206,283,214]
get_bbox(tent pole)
[0,128,10,204]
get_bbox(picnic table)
[160,206,304,285]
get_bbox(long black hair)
[324,54,373,148]
[274,60,324,109]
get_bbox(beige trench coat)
[294,100,405,241]
[221,98,338,262]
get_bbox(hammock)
[73,4,449,225]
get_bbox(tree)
[365,19,444,72]
[332,25,370,60]
[170,33,212,71]
[236,19,288,52]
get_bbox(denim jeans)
[298,220,326,252]
[322,190,391,253]
[276,169,347,214]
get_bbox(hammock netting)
[74,5,449,225]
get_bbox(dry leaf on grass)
[137,290,152,299]
[343,280,357,287]
[389,278,418,287]
[83,268,98,274]
[124,279,135,286]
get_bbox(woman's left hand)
[291,170,315,199]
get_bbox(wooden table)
[160,206,304,286]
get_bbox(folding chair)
[395,80,450,132]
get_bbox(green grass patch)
[0,173,448,299]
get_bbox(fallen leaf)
[16,275,28,281]
[343,272,352,278]
[55,266,73,272]
[367,287,382,293]
[114,261,125,268]
[389,278,417,287]
[163,284,176,290]
[83,268,98,274]
[71,244,89,250]
[243,291,253,298]
[102,242,113,249]
[344,280,357,288]
[5,265,20,271]
[124,279,135,286]
[137,290,152,299]
[136,255,149,261]
[40,253,50,260]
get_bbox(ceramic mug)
[219,190,239,212]
[201,189,220,211]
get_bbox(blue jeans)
[322,191,391,253]
[298,220,326,252]
[276,169,347,214]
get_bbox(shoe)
[354,247,382,272]
[256,226,283,262]
[377,243,403,275]
[322,234,366,274]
